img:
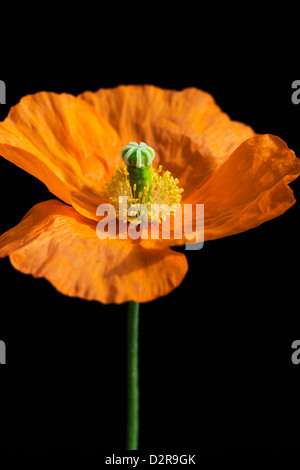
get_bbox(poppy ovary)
[121,142,155,202]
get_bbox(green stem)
[127,301,140,450]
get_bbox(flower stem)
[126,301,139,450]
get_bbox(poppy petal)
[0,200,188,304]
[0,92,122,219]
[185,134,300,240]
[80,85,255,196]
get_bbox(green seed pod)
[121,142,155,200]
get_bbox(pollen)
[101,165,183,224]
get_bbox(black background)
[1,1,300,451]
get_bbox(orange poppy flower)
[0,85,299,304]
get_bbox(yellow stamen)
[101,165,183,224]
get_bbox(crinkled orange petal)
[0,92,122,219]
[0,200,188,304]
[0,86,255,220]
[80,85,255,197]
[184,134,300,240]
